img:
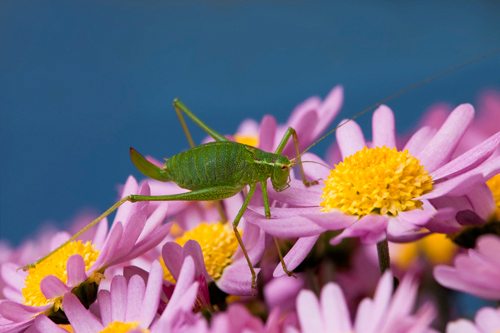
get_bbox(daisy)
[160,219,265,296]
[0,176,171,331]
[292,271,436,333]
[245,103,500,275]
[433,234,500,300]
[446,306,500,333]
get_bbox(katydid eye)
[281,165,288,170]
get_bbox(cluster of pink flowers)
[1,88,500,333]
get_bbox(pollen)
[486,174,500,220]
[320,146,433,216]
[234,134,259,147]
[22,241,99,308]
[99,321,148,333]
[160,223,240,283]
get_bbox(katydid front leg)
[275,127,320,187]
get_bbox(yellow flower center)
[234,134,259,147]
[391,233,457,269]
[99,321,149,333]
[160,223,240,283]
[486,174,500,220]
[320,146,433,216]
[22,241,99,308]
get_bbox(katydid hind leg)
[173,99,228,142]
[22,186,241,271]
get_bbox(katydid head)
[130,147,170,182]
[271,155,292,192]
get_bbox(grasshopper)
[22,48,500,292]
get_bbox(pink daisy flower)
[433,234,500,300]
[161,219,265,296]
[245,103,500,276]
[446,306,500,333]
[33,260,164,332]
[0,176,171,331]
[292,271,436,333]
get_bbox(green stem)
[376,239,391,275]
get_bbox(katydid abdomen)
[166,141,284,192]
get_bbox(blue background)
[1,0,499,245]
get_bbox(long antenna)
[295,48,500,159]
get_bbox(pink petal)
[124,275,145,323]
[371,105,396,149]
[216,262,261,296]
[66,255,88,287]
[112,210,147,261]
[296,289,324,333]
[35,314,68,333]
[330,214,389,245]
[336,120,366,158]
[162,242,183,282]
[117,222,172,264]
[266,179,323,206]
[446,319,480,333]
[162,256,196,321]
[123,266,149,284]
[423,155,500,199]
[282,109,318,157]
[137,203,169,243]
[418,103,474,172]
[476,235,500,267]
[110,275,128,322]
[1,262,27,292]
[235,220,265,265]
[114,176,139,225]
[62,292,104,333]
[304,210,359,230]
[273,235,319,277]
[466,183,497,220]
[433,266,500,300]
[475,307,500,332]
[312,85,344,139]
[98,290,112,327]
[244,208,325,238]
[299,153,331,182]
[89,222,123,273]
[182,240,212,281]
[288,96,321,127]
[0,301,51,322]
[40,275,72,299]
[258,115,277,152]
[320,283,353,333]
[139,261,164,328]
[92,218,109,251]
[403,126,436,158]
[264,275,305,310]
[369,272,394,330]
[432,131,500,180]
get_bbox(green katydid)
[21,48,500,293]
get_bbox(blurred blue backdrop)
[1,0,499,245]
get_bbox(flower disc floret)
[486,174,500,219]
[320,146,433,217]
[22,241,99,308]
[161,223,239,282]
[100,321,148,333]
